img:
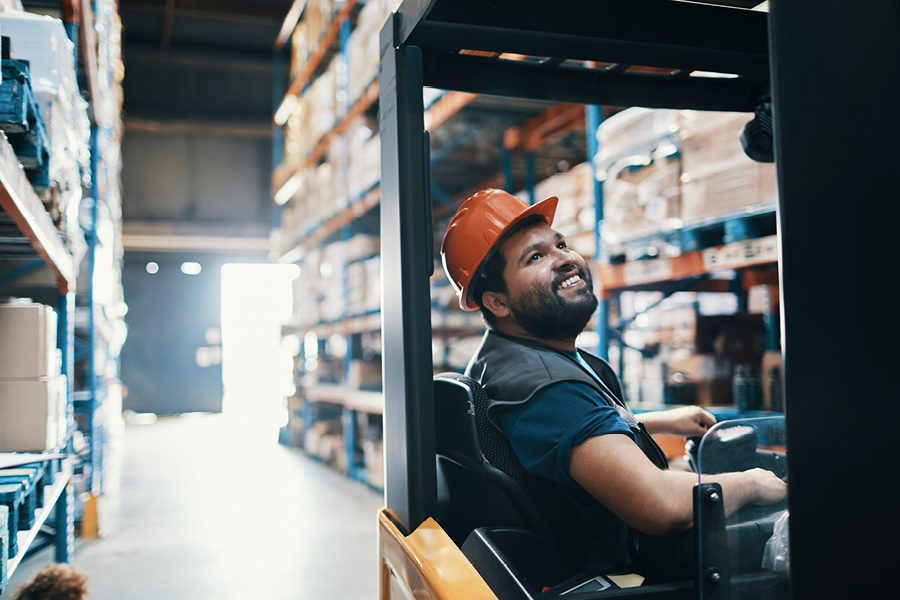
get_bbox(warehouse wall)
[121,252,231,415]
[122,132,271,224]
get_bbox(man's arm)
[637,405,717,436]
[570,434,786,535]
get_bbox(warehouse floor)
[4,415,382,599]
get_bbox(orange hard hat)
[441,188,558,311]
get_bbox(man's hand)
[638,406,717,436]
[745,468,788,505]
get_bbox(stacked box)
[678,111,777,225]
[0,302,67,452]
[601,155,682,245]
[595,107,679,169]
[347,359,382,391]
[362,438,384,488]
[283,55,339,167]
[347,0,396,103]
[1,504,7,588]
[346,123,380,199]
[1,10,91,245]
[667,353,733,406]
[347,255,380,315]
[320,241,346,322]
[291,249,323,328]
[345,234,379,262]
[289,0,336,80]
[519,162,595,241]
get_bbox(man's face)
[498,221,598,340]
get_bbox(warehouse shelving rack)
[0,1,88,584]
[0,3,123,586]
[272,1,599,489]
[0,130,76,591]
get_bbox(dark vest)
[465,330,670,571]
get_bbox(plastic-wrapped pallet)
[363,256,380,312]
[517,162,594,238]
[319,241,346,322]
[594,108,679,171]
[0,11,90,190]
[345,233,379,263]
[0,10,90,259]
[94,0,124,130]
[290,0,336,80]
[346,263,365,315]
[291,248,323,328]
[346,122,380,199]
[1,504,7,587]
[347,0,399,104]
[601,155,682,245]
[678,111,777,226]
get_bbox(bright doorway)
[220,263,299,440]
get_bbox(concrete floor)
[4,414,383,599]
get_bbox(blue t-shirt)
[495,353,634,490]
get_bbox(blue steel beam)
[524,152,535,204]
[586,105,608,359]
[429,125,485,165]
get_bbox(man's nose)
[550,248,578,271]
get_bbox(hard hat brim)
[461,195,559,310]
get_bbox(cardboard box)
[0,302,58,379]
[347,360,382,391]
[678,111,777,226]
[760,350,784,411]
[363,439,384,488]
[668,354,732,383]
[602,156,682,244]
[0,376,66,451]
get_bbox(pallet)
[0,59,39,134]
[1,59,53,191]
[680,209,777,252]
[1,505,7,591]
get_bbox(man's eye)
[529,253,542,262]
[557,242,568,250]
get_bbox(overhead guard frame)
[378,2,900,599]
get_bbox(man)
[441,188,786,570]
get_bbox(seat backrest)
[434,373,588,562]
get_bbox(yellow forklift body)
[378,508,497,600]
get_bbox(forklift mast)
[378,2,900,598]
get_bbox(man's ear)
[481,291,511,320]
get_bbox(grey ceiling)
[118,0,294,245]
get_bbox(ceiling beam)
[122,221,270,253]
[124,42,273,72]
[125,117,272,139]
[120,0,286,24]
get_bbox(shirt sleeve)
[495,381,635,489]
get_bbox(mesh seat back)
[435,373,589,562]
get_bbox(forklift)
[375,1,899,598]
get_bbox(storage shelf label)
[702,235,778,271]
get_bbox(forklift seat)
[433,373,594,571]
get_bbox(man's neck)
[493,321,577,353]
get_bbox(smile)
[557,274,584,290]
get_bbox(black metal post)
[693,483,731,600]
[769,2,900,598]
[378,12,437,533]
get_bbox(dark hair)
[470,216,543,327]
[12,564,89,600]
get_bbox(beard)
[508,266,599,341]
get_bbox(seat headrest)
[433,374,483,465]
